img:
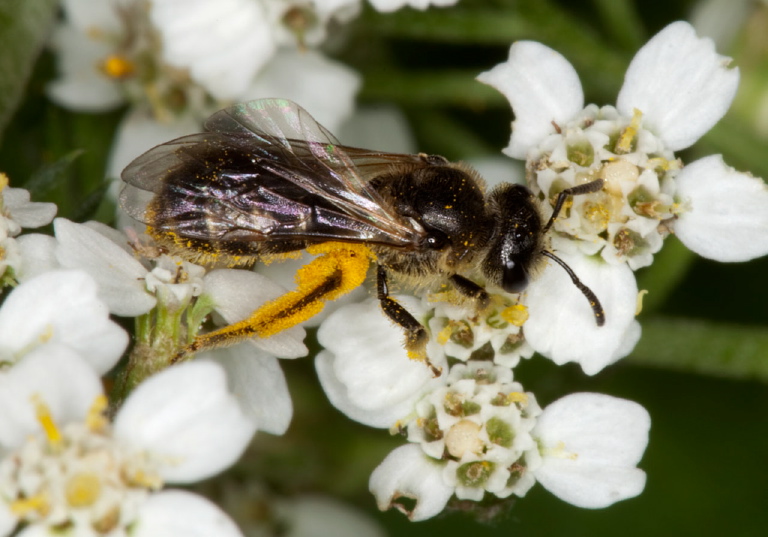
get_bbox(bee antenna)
[543,179,605,234]
[541,250,605,326]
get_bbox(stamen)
[500,304,528,326]
[616,108,643,154]
[506,392,528,405]
[87,394,109,432]
[32,395,62,448]
[66,473,101,508]
[10,493,50,516]
[100,54,135,79]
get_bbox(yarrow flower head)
[316,303,650,520]
[478,21,768,270]
[21,219,304,433]
[0,352,255,537]
[366,361,650,520]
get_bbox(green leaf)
[630,316,768,382]
[0,0,59,142]
[360,69,505,107]
[26,148,85,197]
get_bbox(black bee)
[120,98,604,364]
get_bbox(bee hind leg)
[174,243,372,362]
[376,265,441,376]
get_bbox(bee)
[120,98,604,366]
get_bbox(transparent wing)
[121,99,429,250]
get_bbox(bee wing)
[121,99,427,250]
[203,99,424,239]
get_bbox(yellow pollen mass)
[437,324,453,345]
[33,395,62,448]
[66,473,101,508]
[86,394,109,432]
[500,304,528,326]
[11,493,50,517]
[506,391,528,405]
[616,108,643,154]
[100,54,135,79]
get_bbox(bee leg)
[174,243,372,362]
[376,265,441,376]
[449,274,490,310]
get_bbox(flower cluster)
[5,1,764,530]
[47,0,458,182]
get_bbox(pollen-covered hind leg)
[175,243,373,361]
[376,266,441,376]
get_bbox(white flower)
[148,0,276,101]
[0,351,254,537]
[47,219,304,428]
[148,0,360,102]
[478,22,768,267]
[47,0,125,111]
[532,393,650,508]
[0,270,127,374]
[0,175,57,285]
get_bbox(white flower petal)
[524,252,639,375]
[133,490,244,537]
[54,218,156,316]
[0,347,103,450]
[316,299,438,427]
[47,23,124,112]
[114,361,257,483]
[61,0,123,34]
[2,188,56,228]
[16,234,60,281]
[368,0,458,13]
[674,155,768,261]
[315,351,419,428]
[0,500,17,537]
[477,41,584,159]
[0,270,127,374]
[240,49,361,133]
[533,393,650,508]
[616,21,739,151]
[201,345,293,436]
[203,269,307,358]
[369,445,453,521]
[150,0,275,100]
[279,496,385,537]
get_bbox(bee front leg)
[449,274,491,310]
[376,266,440,376]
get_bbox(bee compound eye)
[501,257,529,294]
[425,232,448,250]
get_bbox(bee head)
[483,183,543,293]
